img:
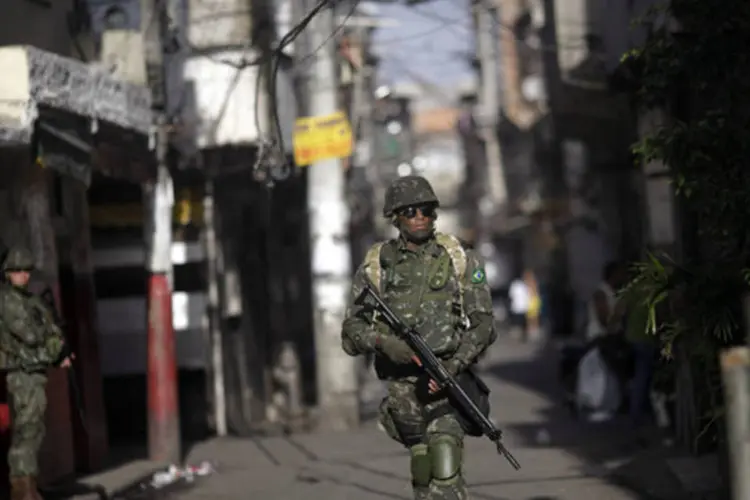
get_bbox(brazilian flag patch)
[470,268,486,284]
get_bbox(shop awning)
[0,45,152,144]
[0,45,156,184]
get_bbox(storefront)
[0,44,154,483]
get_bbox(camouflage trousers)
[379,379,468,500]
[7,371,47,477]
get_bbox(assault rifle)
[355,279,521,470]
[39,289,87,433]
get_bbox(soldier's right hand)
[376,335,415,364]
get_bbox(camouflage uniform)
[0,247,66,500]
[342,176,496,500]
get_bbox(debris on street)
[111,462,216,500]
[151,462,215,489]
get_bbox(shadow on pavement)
[482,336,685,500]
[38,482,109,500]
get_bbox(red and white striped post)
[144,161,180,464]
[142,0,180,464]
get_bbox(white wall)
[182,51,297,150]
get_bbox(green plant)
[623,0,750,450]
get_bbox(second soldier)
[0,247,73,500]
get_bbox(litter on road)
[151,462,215,489]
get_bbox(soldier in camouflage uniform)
[342,176,496,500]
[0,247,72,500]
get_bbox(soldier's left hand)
[412,357,461,394]
[60,353,75,368]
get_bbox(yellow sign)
[293,111,353,167]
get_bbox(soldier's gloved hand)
[420,359,465,394]
[376,335,415,364]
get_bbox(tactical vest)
[363,232,469,326]
[0,286,60,370]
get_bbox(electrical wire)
[264,0,334,177]
[163,0,589,178]
[386,56,458,105]
[374,1,588,53]
[166,0,340,166]
[374,22,465,47]
[266,0,361,171]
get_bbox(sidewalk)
[38,447,165,500]
[170,336,689,500]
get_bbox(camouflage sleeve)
[40,307,66,363]
[0,288,41,346]
[453,249,495,367]
[341,263,379,356]
[43,331,66,364]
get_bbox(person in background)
[577,261,629,422]
[508,273,530,341]
[586,262,628,341]
[621,279,657,430]
[524,270,541,340]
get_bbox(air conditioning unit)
[100,30,146,85]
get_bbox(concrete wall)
[493,0,644,336]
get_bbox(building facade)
[0,0,154,483]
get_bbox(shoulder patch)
[470,267,486,284]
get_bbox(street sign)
[293,111,353,167]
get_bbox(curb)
[63,461,167,500]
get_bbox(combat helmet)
[383,175,439,217]
[2,246,34,272]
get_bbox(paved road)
[154,337,651,500]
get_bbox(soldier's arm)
[0,289,40,346]
[42,318,66,364]
[341,264,379,356]
[32,296,68,364]
[453,250,496,368]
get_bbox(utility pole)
[203,180,227,436]
[476,2,507,232]
[141,0,181,463]
[308,2,359,430]
[348,21,376,242]
[721,346,750,500]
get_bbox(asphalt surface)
[111,335,661,500]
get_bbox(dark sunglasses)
[397,205,437,219]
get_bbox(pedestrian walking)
[341,176,496,500]
[508,275,529,340]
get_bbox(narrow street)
[140,336,656,500]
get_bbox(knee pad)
[409,444,431,488]
[428,434,462,485]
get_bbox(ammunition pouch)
[379,399,425,447]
